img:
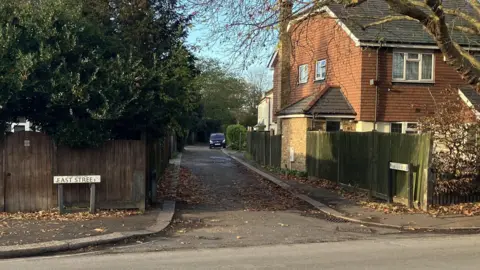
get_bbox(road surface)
[95,145,401,253]
[3,235,480,269]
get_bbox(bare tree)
[245,67,273,93]
[183,0,480,96]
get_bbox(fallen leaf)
[236,236,242,239]
[93,227,106,233]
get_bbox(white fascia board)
[287,6,361,46]
[267,50,278,69]
[277,114,312,119]
[458,89,480,120]
[315,114,356,119]
[359,42,480,51]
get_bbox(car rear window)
[210,134,224,140]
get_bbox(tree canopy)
[193,59,263,130]
[0,0,198,147]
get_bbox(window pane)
[393,53,404,79]
[316,62,321,79]
[408,53,419,60]
[316,60,326,80]
[326,121,340,132]
[391,123,402,133]
[406,60,419,80]
[299,65,308,83]
[421,54,433,80]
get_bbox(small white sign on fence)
[389,162,409,172]
[53,175,101,184]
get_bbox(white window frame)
[390,122,419,134]
[315,59,327,81]
[298,64,308,84]
[392,51,435,83]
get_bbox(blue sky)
[187,24,273,90]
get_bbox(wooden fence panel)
[338,132,370,189]
[312,132,338,181]
[246,132,281,169]
[57,140,146,209]
[306,131,432,207]
[5,132,54,212]
[0,137,4,211]
[271,135,281,168]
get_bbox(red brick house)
[268,0,480,171]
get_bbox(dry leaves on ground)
[174,167,207,205]
[428,203,480,217]
[0,209,142,222]
[275,172,369,205]
[270,169,480,217]
[359,201,419,214]
[240,172,306,211]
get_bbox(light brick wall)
[281,118,310,172]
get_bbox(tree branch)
[362,15,417,29]
[453,25,480,35]
[444,8,480,34]
[468,0,480,17]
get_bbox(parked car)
[209,133,226,149]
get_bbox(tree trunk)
[279,0,293,108]
[385,0,480,91]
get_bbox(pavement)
[223,149,480,231]
[85,145,433,255]
[3,234,480,269]
[0,154,182,259]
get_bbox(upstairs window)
[393,52,434,82]
[298,64,308,84]
[315,59,327,81]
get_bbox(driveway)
[90,145,413,254]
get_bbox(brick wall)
[288,15,363,116]
[272,57,281,122]
[361,48,469,122]
[281,118,310,171]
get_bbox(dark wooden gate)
[0,131,148,213]
[4,132,54,212]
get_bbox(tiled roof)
[307,87,356,115]
[277,87,356,116]
[459,86,480,111]
[277,95,316,115]
[328,0,480,47]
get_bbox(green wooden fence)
[307,131,432,208]
[247,132,281,168]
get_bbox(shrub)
[226,124,247,150]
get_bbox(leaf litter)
[268,167,480,217]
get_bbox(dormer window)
[392,52,434,83]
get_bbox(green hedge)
[226,124,247,150]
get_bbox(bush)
[226,124,247,150]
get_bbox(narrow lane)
[99,145,403,253]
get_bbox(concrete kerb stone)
[222,149,480,233]
[0,153,182,259]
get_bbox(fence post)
[369,131,378,199]
[269,129,274,167]
[336,132,341,184]
[387,162,393,203]
[239,132,242,151]
[407,163,414,209]
[422,135,435,211]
